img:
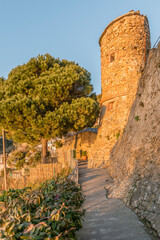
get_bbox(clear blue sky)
[0,0,159,94]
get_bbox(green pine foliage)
[0,54,100,145]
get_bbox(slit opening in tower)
[108,102,114,111]
[110,53,115,62]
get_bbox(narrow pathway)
[77,160,151,240]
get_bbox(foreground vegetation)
[0,176,85,239]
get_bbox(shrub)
[116,132,120,139]
[139,101,144,107]
[0,176,85,239]
[8,149,42,169]
[81,150,87,157]
[0,168,12,177]
[28,150,41,167]
[135,116,140,121]
[54,140,63,148]
[7,150,26,169]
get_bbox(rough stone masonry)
[87,9,160,237]
[107,43,160,237]
[88,10,150,166]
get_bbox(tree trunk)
[74,133,78,149]
[42,138,48,164]
[73,133,78,160]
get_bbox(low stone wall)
[56,130,97,165]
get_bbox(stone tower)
[88,10,150,167]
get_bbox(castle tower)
[89,10,150,167]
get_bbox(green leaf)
[20,236,30,239]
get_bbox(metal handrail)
[153,36,160,48]
[67,159,78,184]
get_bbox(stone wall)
[56,130,97,166]
[88,10,151,167]
[107,44,160,236]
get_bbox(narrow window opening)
[108,102,113,111]
[110,53,115,62]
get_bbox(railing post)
[2,129,7,191]
[76,159,78,184]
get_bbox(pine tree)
[0,54,99,163]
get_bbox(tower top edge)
[99,10,148,46]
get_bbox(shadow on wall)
[99,105,107,127]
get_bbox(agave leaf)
[0,229,7,239]
[4,221,12,230]
[18,222,28,230]
[31,233,46,240]
[30,225,36,235]
[21,213,28,219]
[20,236,30,239]
[23,224,34,234]
[50,209,57,217]
[35,222,48,228]
[26,212,31,222]
[8,222,16,233]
